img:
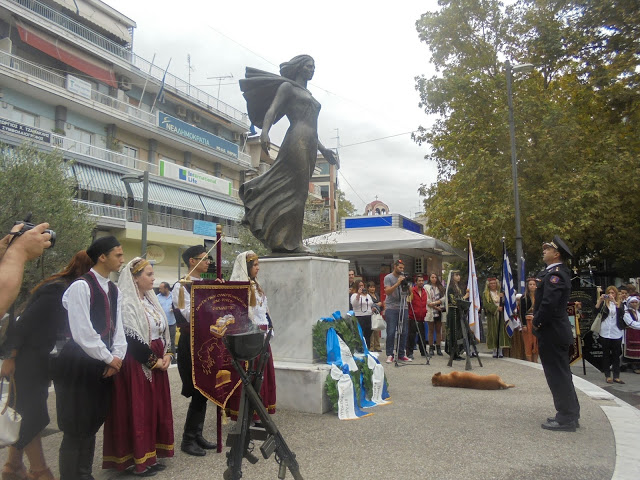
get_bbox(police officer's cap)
[542,235,572,259]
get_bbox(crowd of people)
[0,235,274,479]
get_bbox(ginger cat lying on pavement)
[432,371,515,390]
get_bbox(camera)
[399,273,411,293]
[12,215,56,248]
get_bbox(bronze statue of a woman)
[239,55,338,253]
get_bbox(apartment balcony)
[76,200,239,239]
[0,51,252,169]
[5,0,250,130]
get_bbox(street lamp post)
[121,170,149,256]
[506,60,534,290]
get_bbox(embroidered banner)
[190,281,251,407]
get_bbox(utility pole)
[187,54,195,95]
[207,74,234,107]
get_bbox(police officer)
[534,236,580,432]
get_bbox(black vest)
[77,271,118,349]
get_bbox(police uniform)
[533,236,580,431]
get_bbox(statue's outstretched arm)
[260,83,293,154]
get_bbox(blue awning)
[199,196,244,221]
[71,163,126,196]
[129,182,207,215]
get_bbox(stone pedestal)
[260,256,349,413]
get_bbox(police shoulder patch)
[550,275,560,284]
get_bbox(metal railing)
[0,51,155,124]
[0,51,65,87]
[1,52,249,167]
[75,201,240,238]
[9,0,250,126]
[74,199,126,220]
[51,132,158,174]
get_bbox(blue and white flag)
[502,240,521,337]
[326,327,371,420]
[467,237,481,341]
[353,319,390,407]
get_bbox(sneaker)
[399,356,412,362]
[407,354,414,360]
[386,356,393,363]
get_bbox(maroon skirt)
[102,339,174,473]
[625,328,640,360]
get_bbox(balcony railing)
[0,51,155,124]
[74,199,126,220]
[76,200,239,237]
[8,0,249,126]
[0,52,65,88]
[1,52,250,167]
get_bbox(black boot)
[181,404,206,456]
[59,434,81,480]
[429,345,435,356]
[77,436,96,480]
[195,403,216,450]
[436,345,443,356]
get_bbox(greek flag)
[502,241,521,337]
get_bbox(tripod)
[223,331,303,480]
[407,299,430,365]
[393,287,416,367]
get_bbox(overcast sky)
[107,0,441,218]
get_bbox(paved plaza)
[2,349,640,480]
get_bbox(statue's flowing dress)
[239,68,321,252]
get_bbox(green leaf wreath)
[313,314,388,414]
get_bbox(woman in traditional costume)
[519,278,539,363]
[239,55,338,253]
[483,277,511,358]
[229,251,276,417]
[102,258,173,476]
[1,252,92,480]
[623,297,640,372]
[425,273,445,356]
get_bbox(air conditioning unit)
[176,105,187,117]
[119,76,132,91]
[193,112,201,123]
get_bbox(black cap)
[542,235,572,259]
[86,236,120,264]
[182,245,206,265]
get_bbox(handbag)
[371,312,386,331]
[0,374,22,448]
[590,312,602,335]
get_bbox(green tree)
[0,143,95,307]
[337,189,357,220]
[414,0,640,276]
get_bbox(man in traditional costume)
[54,236,127,480]
[172,245,217,456]
[445,270,468,359]
[534,236,580,432]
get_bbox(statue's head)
[280,55,315,81]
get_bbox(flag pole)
[151,58,172,113]
[498,237,505,357]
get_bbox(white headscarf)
[118,257,170,380]
[230,251,260,321]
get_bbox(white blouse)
[142,297,166,341]
[600,301,622,340]
[350,293,374,316]
[252,290,269,327]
